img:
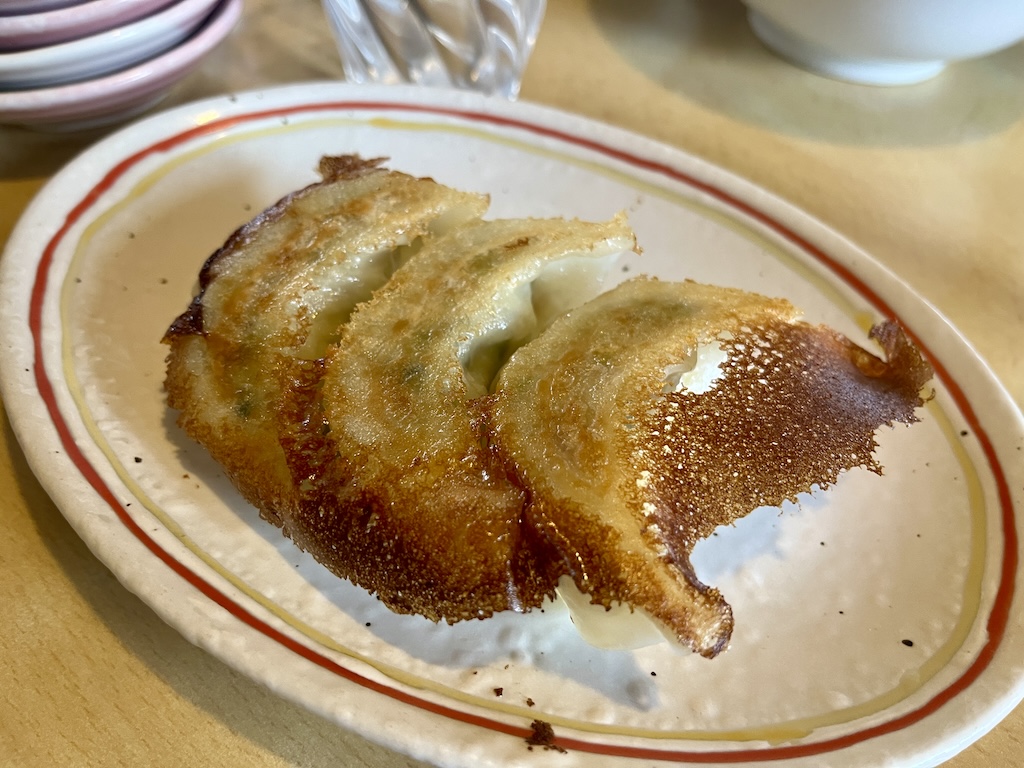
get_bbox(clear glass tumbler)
[321,0,546,100]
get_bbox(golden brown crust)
[163,157,933,656]
[485,278,933,656]
[162,154,488,522]
[282,215,638,621]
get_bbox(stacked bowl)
[0,0,241,130]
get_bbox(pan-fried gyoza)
[163,156,932,657]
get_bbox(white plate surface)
[1,83,1023,768]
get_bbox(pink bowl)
[0,0,240,130]
[0,0,178,52]
[0,0,223,90]
[0,0,86,14]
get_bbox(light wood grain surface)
[2,0,1023,765]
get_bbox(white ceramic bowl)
[0,0,177,52]
[741,0,1024,85]
[0,0,222,89]
[0,0,240,130]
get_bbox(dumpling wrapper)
[163,156,487,522]
[164,155,932,658]
[278,215,639,622]
[486,277,933,657]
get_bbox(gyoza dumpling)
[163,156,487,523]
[277,215,639,622]
[164,156,933,658]
[486,278,933,657]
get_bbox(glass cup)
[321,0,546,99]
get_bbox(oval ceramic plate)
[1,83,1022,768]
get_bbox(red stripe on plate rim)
[26,98,1018,763]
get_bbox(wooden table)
[2,0,1022,765]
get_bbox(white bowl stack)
[0,0,241,130]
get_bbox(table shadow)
[588,0,1024,147]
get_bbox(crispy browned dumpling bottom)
[163,155,932,657]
